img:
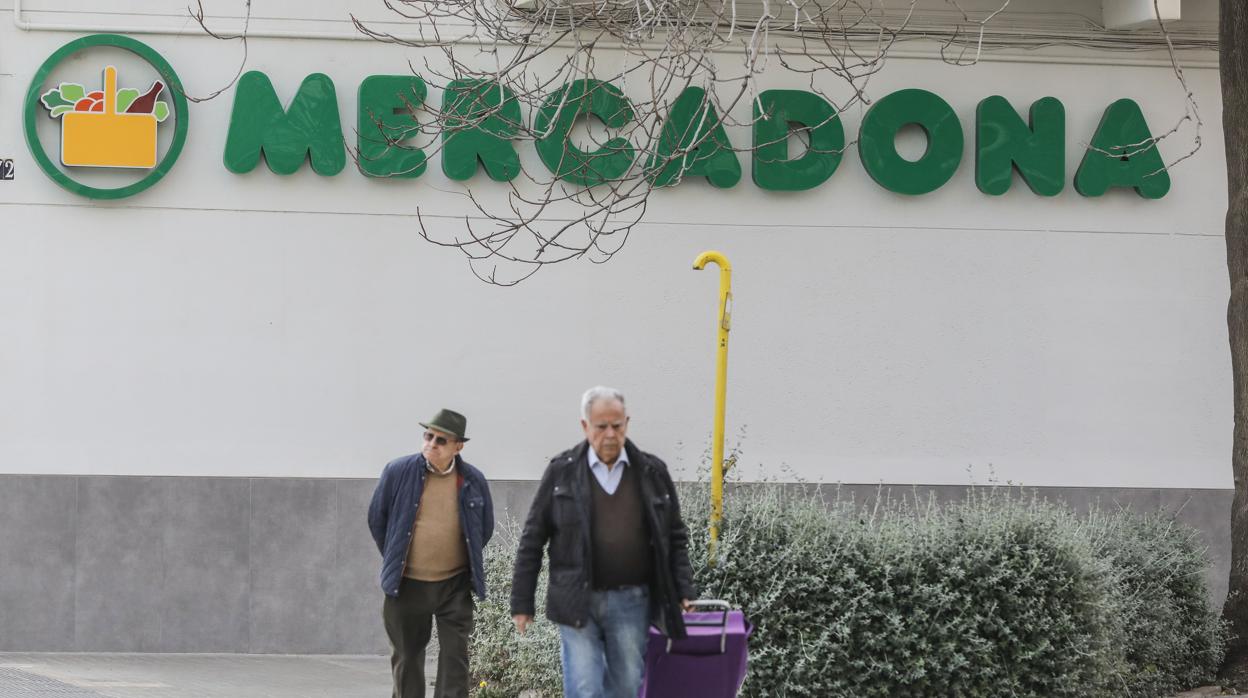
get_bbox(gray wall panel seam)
[158,477,167,651]
[156,478,162,651]
[247,477,254,654]
[71,476,79,652]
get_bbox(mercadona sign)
[24,34,1172,201]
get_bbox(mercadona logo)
[23,34,188,200]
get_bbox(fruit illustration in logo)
[39,65,170,169]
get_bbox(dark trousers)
[383,573,474,698]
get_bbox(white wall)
[0,4,1231,488]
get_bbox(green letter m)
[224,72,345,176]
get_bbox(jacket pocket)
[552,486,578,527]
[650,493,671,527]
[546,568,589,626]
[462,496,486,539]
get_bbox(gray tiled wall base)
[0,475,1232,653]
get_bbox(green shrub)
[470,521,563,698]
[469,486,1226,697]
[689,488,1120,696]
[1093,511,1229,696]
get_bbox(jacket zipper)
[461,480,474,592]
[394,467,422,595]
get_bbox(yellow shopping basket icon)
[61,66,158,169]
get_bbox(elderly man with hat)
[368,409,494,698]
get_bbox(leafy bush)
[470,486,1226,697]
[470,521,563,698]
[1092,511,1229,696]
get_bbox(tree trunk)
[1222,0,1248,680]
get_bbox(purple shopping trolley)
[640,600,753,698]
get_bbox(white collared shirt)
[588,446,629,495]
[425,454,457,476]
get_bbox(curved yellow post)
[692,250,732,564]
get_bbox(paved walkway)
[0,653,400,698]
[0,652,1235,697]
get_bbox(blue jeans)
[558,586,650,698]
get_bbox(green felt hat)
[421,409,469,442]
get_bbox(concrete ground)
[0,653,399,697]
[0,652,1236,697]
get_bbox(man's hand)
[513,614,533,635]
[681,599,693,612]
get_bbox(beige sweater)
[403,468,469,581]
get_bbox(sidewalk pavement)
[0,653,400,698]
[0,652,1237,697]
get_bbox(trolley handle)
[669,599,732,654]
[683,599,731,627]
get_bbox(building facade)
[0,0,1230,653]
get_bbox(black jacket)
[510,439,698,639]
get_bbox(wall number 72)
[0,159,13,180]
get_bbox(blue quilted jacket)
[367,453,494,599]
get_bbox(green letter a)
[1074,99,1169,199]
[646,87,741,188]
[225,71,345,176]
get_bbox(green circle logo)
[23,34,189,200]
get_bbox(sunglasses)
[423,431,455,446]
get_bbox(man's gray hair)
[581,386,626,420]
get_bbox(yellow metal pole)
[692,250,732,564]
